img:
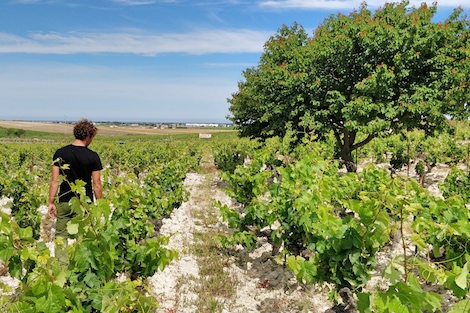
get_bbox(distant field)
[0,120,235,136]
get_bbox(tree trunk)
[332,127,374,173]
[341,145,357,172]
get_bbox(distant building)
[199,133,212,139]
[186,123,219,127]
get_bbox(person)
[48,119,103,262]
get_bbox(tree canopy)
[227,1,470,171]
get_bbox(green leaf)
[31,276,47,296]
[84,270,101,289]
[18,226,33,239]
[70,179,87,197]
[35,284,67,313]
[287,255,303,275]
[96,199,111,222]
[67,222,79,235]
[357,292,372,313]
[455,262,469,290]
[445,273,468,298]
[0,212,12,234]
[8,255,23,279]
[383,258,403,285]
[54,269,67,288]
[21,246,38,261]
[0,239,14,262]
[411,233,426,252]
[449,299,470,313]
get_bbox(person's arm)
[92,170,102,200]
[48,165,60,218]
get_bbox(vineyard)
[1,122,470,312]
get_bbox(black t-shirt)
[53,144,103,202]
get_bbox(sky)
[1,0,469,123]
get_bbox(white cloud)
[204,62,256,67]
[111,0,180,5]
[0,63,234,122]
[260,0,354,9]
[111,0,158,5]
[259,0,470,9]
[10,0,42,3]
[0,29,268,55]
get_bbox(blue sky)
[1,0,469,123]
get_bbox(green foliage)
[218,140,405,288]
[0,136,203,312]
[217,133,470,311]
[0,126,64,140]
[419,133,466,166]
[453,121,470,141]
[448,299,470,313]
[213,145,247,174]
[0,176,179,312]
[219,138,284,206]
[439,168,470,202]
[358,274,442,313]
[367,135,389,163]
[413,194,470,270]
[2,125,470,311]
[390,146,410,171]
[415,160,425,176]
[0,145,49,240]
[228,1,470,171]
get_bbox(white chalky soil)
[1,161,463,312]
[147,172,333,313]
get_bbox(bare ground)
[1,120,468,311]
[148,158,333,313]
[148,159,465,312]
[0,120,234,136]
[0,164,465,312]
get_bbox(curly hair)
[73,119,98,140]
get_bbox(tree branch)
[352,133,376,151]
[329,119,343,147]
[343,128,351,148]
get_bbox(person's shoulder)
[55,144,72,153]
[86,147,101,157]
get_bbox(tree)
[6,128,26,138]
[228,1,470,171]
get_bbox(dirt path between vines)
[0,159,332,312]
[1,156,465,311]
[147,158,333,313]
[148,157,469,313]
